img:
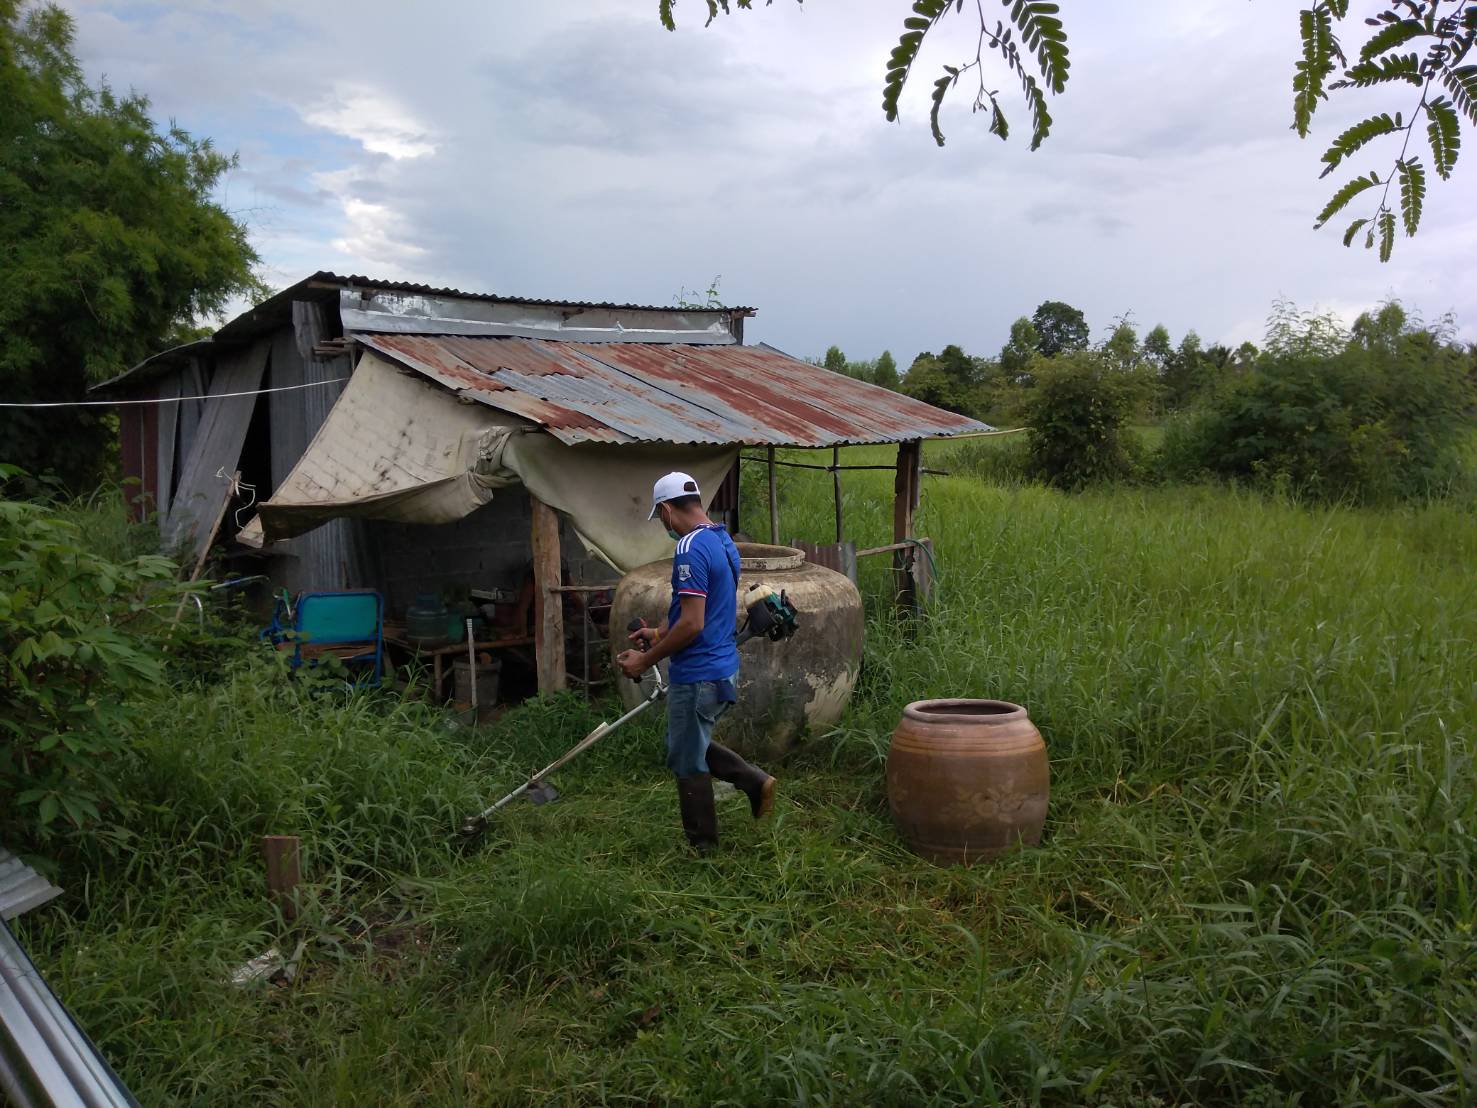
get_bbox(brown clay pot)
[886,699,1049,864]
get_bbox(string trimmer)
[460,667,667,837]
[458,586,798,838]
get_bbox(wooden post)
[892,440,923,615]
[262,835,301,921]
[832,446,844,544]
[911,536,934,606]
[531,494,567,694]
[767,446,779,544]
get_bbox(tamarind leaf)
[1314,170,1380,227]
[1320,112,1400,177]
[1396,157,1425,236]
[1425,97,1460,178]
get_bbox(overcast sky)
[65,0,1477,360]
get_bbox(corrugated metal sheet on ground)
[356,335,991,447]
[2,917,138,1106]
[0,849,61,923]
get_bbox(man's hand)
[615,649,649,680]
[623,597,703,675]
[628,626,659,649]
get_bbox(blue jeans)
[665,673,737,777]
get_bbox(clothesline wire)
[0,377,350,409]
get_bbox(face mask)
[666,527,680,541]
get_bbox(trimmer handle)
[621,618,666,697]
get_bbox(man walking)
[616,471,776,853]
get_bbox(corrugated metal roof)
[0,849,61,923]
[313,271,755,314]
[95,271,753,395]
[357,335,990,447]
[91,339,216,395]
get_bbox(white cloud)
[334,198,427,264]
[57,0,1477,356]
[302,84,437,160]
[307,165,429,275]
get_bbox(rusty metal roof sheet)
[357,335,990,447]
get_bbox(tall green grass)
[14,453,1476,1105]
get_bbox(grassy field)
[15,449,1477,1105]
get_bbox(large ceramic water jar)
[887,699,1049,864]
[610,543,864,759]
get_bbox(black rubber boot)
[704,742,776,821]
[676,773,719,854]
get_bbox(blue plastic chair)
[265,590,384,687]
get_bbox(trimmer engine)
[737,584,799,645]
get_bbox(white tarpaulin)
[239,352,736,572]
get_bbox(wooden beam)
[740,454,901,473]
[893,440,922,615]
[832,446,844,543]
[767,446,779,543]
[171,469,237,627]
[531,494,567,694]
[857,539,923,559]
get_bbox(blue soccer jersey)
[667,525,742,682]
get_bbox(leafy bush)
[1160,324,1473,502]
[1,3,263,489]
[950,432,1032,486]
[1021,352,1141,489]
[0,478,194,849]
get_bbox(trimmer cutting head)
[457,671,668,839]
[526,779,559,805]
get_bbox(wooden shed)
[97,272,990,695]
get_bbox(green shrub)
[951,432,1032,486]
[0,476,194,849]
[1161,327,1473,502]
[1021,352,1141,489]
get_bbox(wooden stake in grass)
[262,835,301,922]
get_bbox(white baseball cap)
[648,471,702,520]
